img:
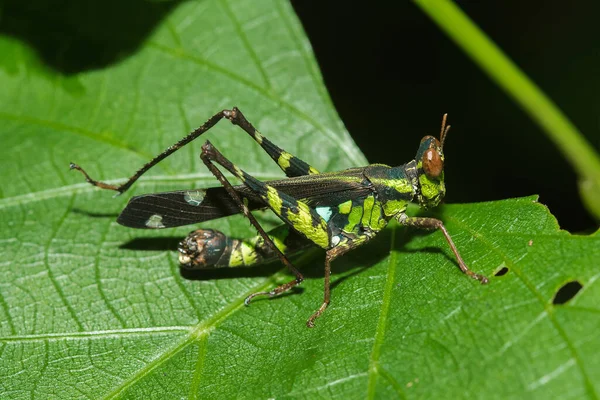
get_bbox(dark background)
[1,1,598,232]
[291,1,600,232]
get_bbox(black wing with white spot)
[117,168,371,229]
[116,186,265,229]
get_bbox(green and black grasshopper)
[71,108,488,327]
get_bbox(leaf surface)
[0,1,599,399]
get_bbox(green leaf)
[1,2,599,399]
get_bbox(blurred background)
[1,1,598,232]
[291,1,600,233]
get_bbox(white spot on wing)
[184,190,206,206]
[146,214,165,229]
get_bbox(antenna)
[440,113,451,149]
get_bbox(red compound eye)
[422,148,443,179]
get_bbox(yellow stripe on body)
[369,198,387,230]
[266,186,329,249]
[383,199,407,217]
[229,246,244,267]
[344,203,363,233]
[338,200,352,214]
[240,241,258,265]
[370,177,413,194]
[361,195,375,227]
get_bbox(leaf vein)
[94,218,128,328]
[167,255,202,321]
[44,194,85,331]
[273,0,347,134]
[367,225,399,399]
[0,111,155,162]
[145,41,366,165]
[0,285,17,336]
[220,0,271,89]
[102,272,282,398]
[0,326,192,343]
[449,216,598,399]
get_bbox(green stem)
[415,0,600,220]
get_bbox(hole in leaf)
[494,267,509,277]
[552,281,583,305]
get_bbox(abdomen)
[178,225,311,269]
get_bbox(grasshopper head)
[414,114,450,208]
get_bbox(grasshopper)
[71,108,488,327]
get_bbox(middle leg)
[306,234,373,327]
[199,140,332,305]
